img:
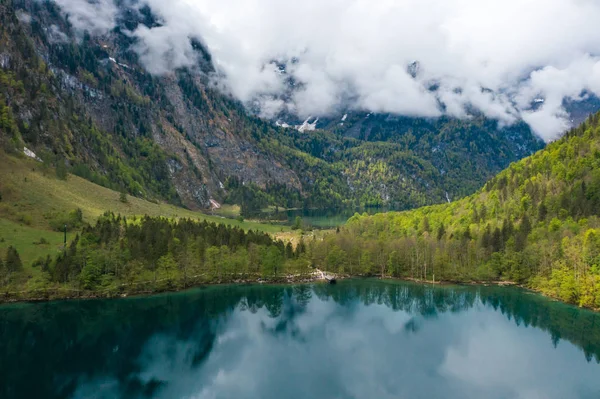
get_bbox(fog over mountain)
[54,0,600,141]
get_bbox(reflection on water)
[1,280,599,399]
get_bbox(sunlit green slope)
[319,112,600,309]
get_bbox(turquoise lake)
[1,280,599,398]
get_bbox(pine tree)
[537,203,548,222]
[436,223,446,241]
[492,228,503,252]
[5,246,23,272]
[462,228,472,241]
[520,215,532,236]
[285,242,294,259]
[481,225,492,249]
[502,219,514,241]
[296,238,307,255]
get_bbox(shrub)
[18,213,32,225]
[292,216,302,230]
[47,208,83,231]
[31,255,52,272]
[33,237,49,245]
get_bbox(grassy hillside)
[0,152,293,283]
[0,219,63,267]
[0,153,290,231]
[0,176,312,300]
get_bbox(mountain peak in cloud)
[52,0,600,141]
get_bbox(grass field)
[211,204,242,218]
[0,153,295,268]
[0,218,64,268]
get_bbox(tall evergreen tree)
[5,246,22,273]
[436,223,446,241]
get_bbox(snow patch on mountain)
[297,117,319,132]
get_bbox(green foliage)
[292,216,302,230]
[326,245,347,273]
[55,160,67,181]
[157,253,178,288]
[47,208,83,232]
[0,97,21,147]
[5,246,23,273]
[262,246,284,278]
[31,255,52,272]
[308,112,600,309]
[17,213,32,225]
[79,255,103,290]
[26,212,300,292]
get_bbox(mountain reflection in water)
[0,280,599,399]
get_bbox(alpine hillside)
[316,111,600,310]
[0,0,546,216]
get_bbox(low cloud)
[51,0,600,141]
[68,294,600,399]
[53,0,118,35]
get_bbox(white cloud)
[440,310,599,399]
[53,0,118,35]
[67,292,600,399]
[16,11,32,24]
[131,24,198,75]
[50,0,600,140]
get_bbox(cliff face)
[0,0,306,209]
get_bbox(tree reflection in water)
[0,280,599,399]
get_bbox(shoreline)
[0,273,333,304]
[1,274,598,312]
[380,276,600,312]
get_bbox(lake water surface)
[251,207,397,228]
[1,280,600,399]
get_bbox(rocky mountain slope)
[0,0,546,214]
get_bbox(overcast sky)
[53,0,600,141]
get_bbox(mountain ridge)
[1,0,545,215]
